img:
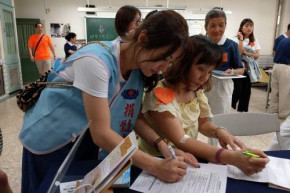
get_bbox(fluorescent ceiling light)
[189,9,232,15]
[77,7,118,12]
[138,6,186,10]
[77,6,187,13]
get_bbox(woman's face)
[242,22,253,37]
[187,63,214,91]
[138,46,183,77]
[205,17,226,43]
[128,13,142,32]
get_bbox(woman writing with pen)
[138,35,269,175]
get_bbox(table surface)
[39,150,290,193]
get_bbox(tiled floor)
[0,87,280,192]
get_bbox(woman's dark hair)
[115,5,141,37]
[205,9,227,27]
[239,18,255,44]
[164,35,223,92]
[65,32,76,41]
[132,10,189,92]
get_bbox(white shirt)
[58,41,125,98]
[232,36,261,51]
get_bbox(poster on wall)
[50,23,70,38]
[187,20,206,36]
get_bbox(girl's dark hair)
[164,35,223,92]
[115,5,141,37]
[205,9,227,27]
[239,18,255,44]
[65,32,76,41]
[132,10,189,92]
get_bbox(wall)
[279,0,290,35]
[14,0,288,57]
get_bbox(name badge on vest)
[98,69,144,160]
[223,52,228,62]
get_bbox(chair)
[208,112,283,150]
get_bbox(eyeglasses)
[133,18,142,25]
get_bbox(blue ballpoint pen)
[168,145,177,159]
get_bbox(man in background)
[269,37,290,119]
[273,23,290,52]
[28,22,56,77]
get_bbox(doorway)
[16,18,40,84]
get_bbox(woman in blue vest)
[20,10,190,192]
[64,32,77,58]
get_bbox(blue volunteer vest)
[19,41,144,155]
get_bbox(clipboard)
[47,122,91,193]
[212,70,246,79]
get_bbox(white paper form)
[227,165,268,183]
[130,163,227,193]
[227,156,290,190]
[129,170,157,192]
[267,156,290,190]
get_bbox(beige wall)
[14,0,289,57]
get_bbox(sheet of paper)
[267,156,290,190]
[59,181,80,193]
[227,165,268,183]
[212,74,246,79]
[130,170,157,192]
[227,156,290,190]
[131,163,227,193]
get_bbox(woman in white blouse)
[232,18,261,112]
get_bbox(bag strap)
[33,34,45,57]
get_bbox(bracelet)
[213,127,227,138]
[153,137,168,152]
[215,148,226,164]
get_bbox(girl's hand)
[230,149,269,176]
[216,128,245,150]
[174,148,200,168]
[237,32,243,41]
[151,157,187,182]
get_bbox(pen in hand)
[243,151,261,158]
[168,145,177,159]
